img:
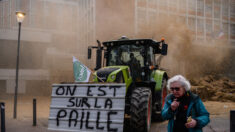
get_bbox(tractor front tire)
[130,87,152,132]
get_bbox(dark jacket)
[161,92,210,132]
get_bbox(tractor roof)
[103,38,161,48]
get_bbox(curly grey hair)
[167,75,191,91]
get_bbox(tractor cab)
[102,37,167,82]
[88,37,167,83]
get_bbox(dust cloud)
[96,0,135,41]
[135,15,232,79]
[97,0,233,79]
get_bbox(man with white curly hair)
[162,75,210,132]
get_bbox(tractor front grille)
[96,68,119,82]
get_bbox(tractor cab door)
[106,44,144,82]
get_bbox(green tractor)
[88,36,168,132]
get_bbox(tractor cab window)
[107,44,144,67]
[147,47,155,66]
[107,44,144,82]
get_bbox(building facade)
[0,0,96,94]
[135,0,235,45]
[134,0,235,78]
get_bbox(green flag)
[73,56,91,82]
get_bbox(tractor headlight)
[141,72,145,76]
[111,75,116,80]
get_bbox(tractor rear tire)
[130,87,152,132]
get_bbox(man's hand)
[171,99,179,111]
[185,119,197,128]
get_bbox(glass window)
[214,0,221,19]
[206,19,212,33]
[230,1,235,17]
[231,24,235,35]
[1,1,12,28]
[214,7,221,19]
[205,0,212,17]
[197,0,204,13]
[108,44,144,67]
[214,20,220,30]
[222,0,229,17]
[188,0,196,12]
[222,23,229,33]
[188,17,196,31]
[0,3,2,27]
[232,41,235,46]
[197,18,204,32]
[214,0,220,6]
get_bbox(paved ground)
[0,95,234,132]
[151,116,230,132]
[3,114,231,132]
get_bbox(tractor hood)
[96,67,120,82]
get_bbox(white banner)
[48,83,126,132]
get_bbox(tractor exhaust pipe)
[95,40,102,70]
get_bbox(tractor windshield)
[107,44,144,67]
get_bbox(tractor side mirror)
[161,43,168,55]
[88,47,92,59]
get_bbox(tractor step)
[154,111,161,114]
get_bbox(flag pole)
[73,56,105,83]
[90,70,105,83]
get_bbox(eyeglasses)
[170,87,180,91]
